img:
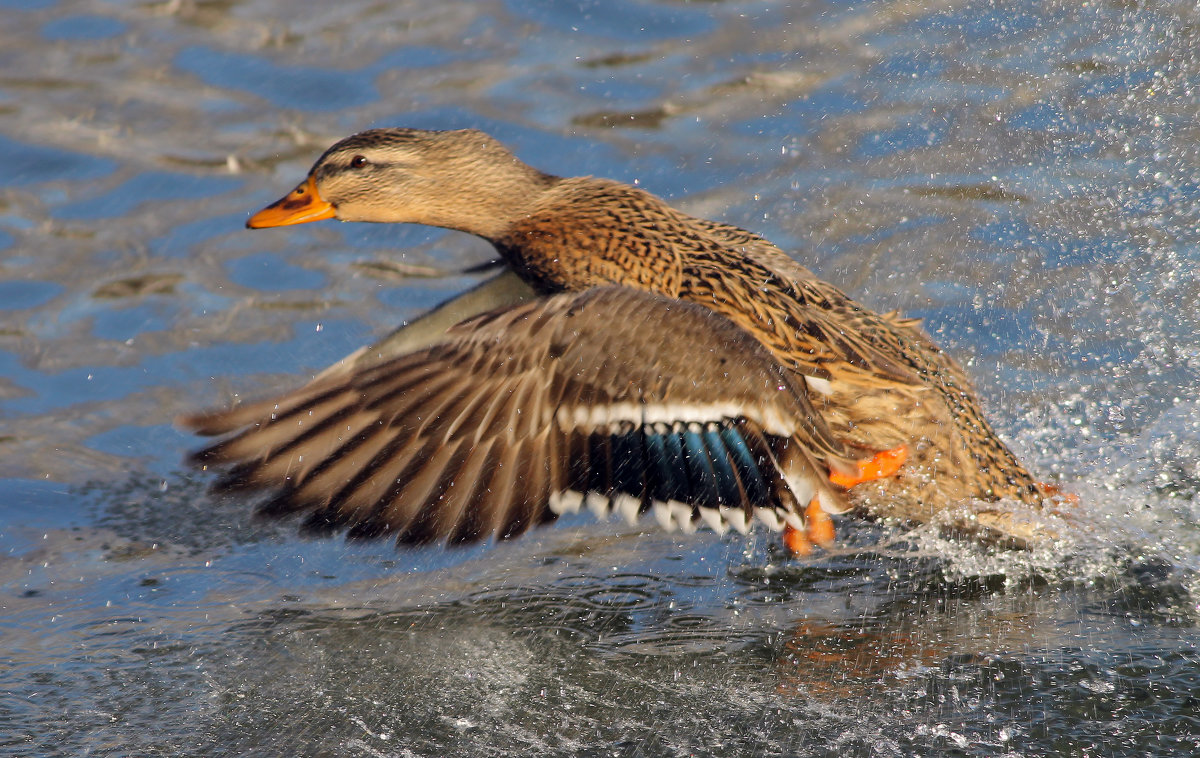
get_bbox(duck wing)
[181,286,858,546]
[313,267,537,382]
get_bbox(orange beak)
[246,176,336,229]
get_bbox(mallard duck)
[183,128,1063,553]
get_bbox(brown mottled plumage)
[183,127,1057,550]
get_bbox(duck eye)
[349,155,368,168]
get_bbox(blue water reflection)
[176,46,379,112]
[149,215,242,260]
[0,135,117,186]
[0,0,56,9]
[507,0,715,39]
[225,252,326,292]
[0,280,62,311]
[89,302,177,342]
[54,171,242,221]
[42,14,126,41]
[84,423,194,467]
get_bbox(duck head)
[246,128,556,240]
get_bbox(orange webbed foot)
[782,498,838,556]
[829,445,908,489]
[805,497,836,546]
[783,446,909,557]
[1038,481,1081,510]
[783,523,813,556]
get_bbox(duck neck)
[417,168,559,241]
[489,177,686,295]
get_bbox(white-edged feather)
[556,401,795,437]
[720,506,749,534]
[586,492,610,519]
[614,494,641,525]
[652,502,675,531]
[754,507,783,531]
[782,510,804,531]
[697,506,727,535]
[549,489,584,515]
[670,502,696,534]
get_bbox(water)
[2,0,1200,755]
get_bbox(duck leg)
[783,446,909,555]
[828,445,909,488]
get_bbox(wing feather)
[182,287,863,546]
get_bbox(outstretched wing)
[181,286,858,547]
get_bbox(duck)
[182,127,1066,554]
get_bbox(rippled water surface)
[3,0,1200,755]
